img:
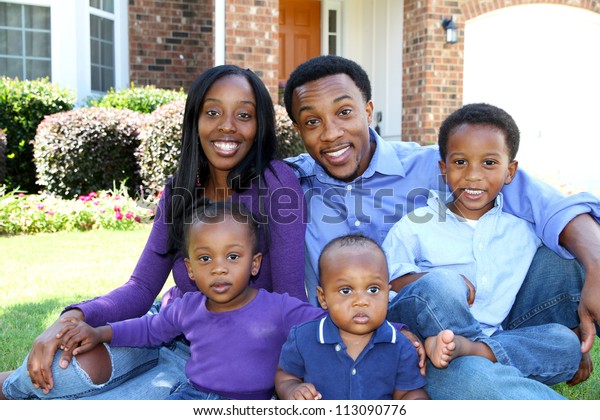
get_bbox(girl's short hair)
[183,201,259,258]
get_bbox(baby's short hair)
[317,234,384,284]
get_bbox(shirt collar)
[289,127,406,184]
[317,316,397,345]
[428,190,505,218]
[362,128,406,178]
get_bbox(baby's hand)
[56,317,99,355]
[461,275,476,307]
[288,383,322,400]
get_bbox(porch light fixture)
[441,17,458,44]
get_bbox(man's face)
[291,74,374,182]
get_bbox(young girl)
[56,202,325,400]
[2,65,307,400]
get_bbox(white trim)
[322,0,343,56]
[387,321,397,343]
[318,317,326,344]
[113,0,129,91]
[214,0,225,65]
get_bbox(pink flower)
[125,211,134,219]
[17,193,25,198]
[114,205,121,213]
[115,212,123,220]
[134,216,141,223]
[45,211,55,216]
[93,200,99,205]
[37,203,44,210]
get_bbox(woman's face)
[198,74,257,175]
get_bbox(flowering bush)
[34,107,145,198]
[0,184,157,235]
[274,104,305,159]
[136,100,184,197]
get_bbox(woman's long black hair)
[167,65,278,252]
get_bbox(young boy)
[382,103,581,385]
[275,234,428,400]
[57,201,326,400]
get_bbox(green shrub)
[0,129,6,183]
[274,104,305,158]
[89,83,186,114]
[0,184,156,235]
[0,77,76,192]
[136,100,184,196]
[33,107,145,198]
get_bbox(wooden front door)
[279,0,321,85]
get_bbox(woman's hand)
[26,309,84,394]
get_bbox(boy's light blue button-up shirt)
[288,128,600,305]
[383,191,541,335]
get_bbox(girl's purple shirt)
[65,160,308,326]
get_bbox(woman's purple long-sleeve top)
[65,160,308,327]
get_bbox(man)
[284,55,600,399]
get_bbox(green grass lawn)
[0,225,174,372]
[0,227,598,399]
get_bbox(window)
[325,1,342,56]
[0,2,51,79]
[89,0,115,92]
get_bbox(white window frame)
[322,0,343,56]
[0,0,128,103]
[0,1,52,80]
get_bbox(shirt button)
[351,368,357,375]
[354,220,361,227]
[335,344,341,352]
[347,185,353,191]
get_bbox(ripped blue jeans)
[2,337,190,400]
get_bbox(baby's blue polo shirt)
[279,316,427,399]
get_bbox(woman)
[1,65,307,399]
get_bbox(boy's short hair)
[183,201,259,258]
[283,55,372,123]
[438,103,520,161]
[317,234,386,284]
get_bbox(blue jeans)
[3,335,189,400]
[387,246,587,399]
[167,381,226,400]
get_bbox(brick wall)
[128,0,279,99]
[224,0,279,102]
[128,0,214,90]
[402,0,600,145]
[402,0,464,145]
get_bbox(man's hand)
[559,214,600,355]
[567,351,593,386]
[400,329,426,376]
